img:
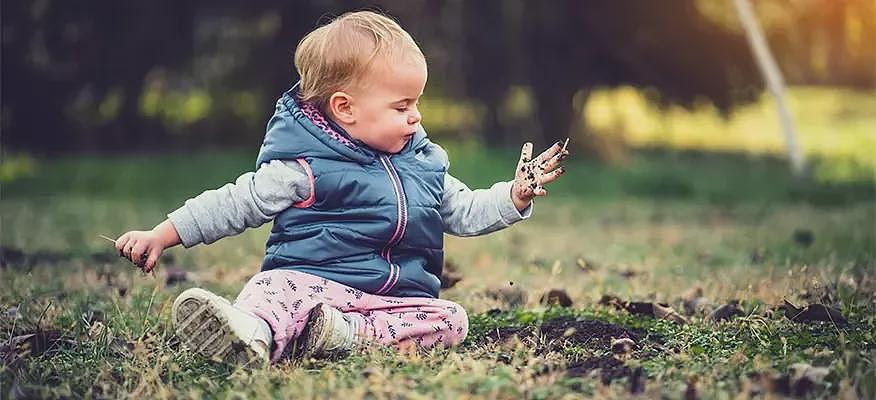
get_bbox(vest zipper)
[375,154,408,295]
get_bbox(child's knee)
[437,300,469,344]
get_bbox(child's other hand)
[511,140,569,209]
[115,230,164,272]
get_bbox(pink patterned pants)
[234,269,469,362]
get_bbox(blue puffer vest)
[255,85,448,298]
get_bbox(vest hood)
[256,83,431,168]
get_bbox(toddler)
[115,11,567,367]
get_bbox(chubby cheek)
[357,111,412,152]
[387,113,411,133]
[379,116,410,141]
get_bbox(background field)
[2,135,875,398]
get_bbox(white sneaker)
[293,303,363,360]
[172,288,272,367]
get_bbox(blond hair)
[294,11,425,109]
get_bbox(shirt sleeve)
[167,159,312,247]
[439,173,533,237]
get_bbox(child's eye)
[395,107,408,113]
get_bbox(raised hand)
[511,138,569,209]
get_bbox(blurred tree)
[2,0,195,152]
[516,0,762,148]
[780,0,876,86]
[698,0,876,87]
[734,0,806,175]
[1,0,871,155]
[459,0,515,146]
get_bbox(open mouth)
[403,133,415,140]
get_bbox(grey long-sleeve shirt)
[167,159,532,247]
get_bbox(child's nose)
[407,109,421,125]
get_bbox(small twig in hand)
[98,234,153,274]
[98,234,116,244]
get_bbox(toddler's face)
[345,58,427,154]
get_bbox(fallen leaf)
[781,299,848,326]
[539,289,573,307]
[598,294,624,308]
[599,295,687,324]
[653,302,688,324]
[709,301,742,322]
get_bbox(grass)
[2,148,875,398]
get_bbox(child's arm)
[439,175,531,237]
[166,159,311,247]
[439,141,567,237]
[115,159,313,271]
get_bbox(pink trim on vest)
[292,158,316,208]
[298,102,358,149]
[375,263,398,295]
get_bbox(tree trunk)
[733,0,806,176]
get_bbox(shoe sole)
[294,303,328,360]
[172,288,265,368]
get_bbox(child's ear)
[328,92,355,124]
